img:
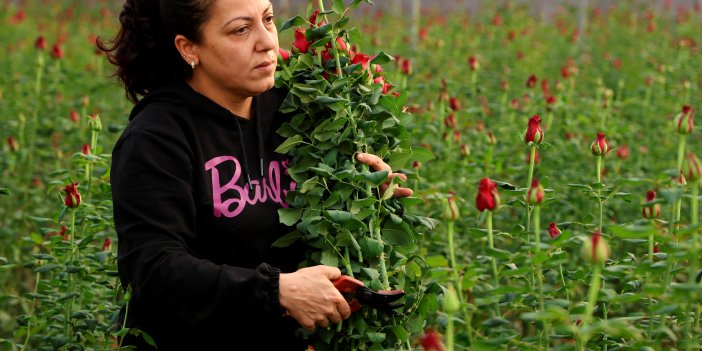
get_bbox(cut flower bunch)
[273,1,437,349]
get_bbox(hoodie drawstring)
[231,104,266,190]
[234,118,254,190]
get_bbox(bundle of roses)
[273,1,438,349]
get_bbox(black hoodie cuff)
[266,266,286,317]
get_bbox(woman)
[100,0,412,349]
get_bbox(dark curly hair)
[98,0,215,103]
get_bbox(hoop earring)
[190,61,195,70]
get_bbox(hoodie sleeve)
[111,119,284,324]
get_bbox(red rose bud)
[674,105,694,134]
[63,183,81,208]
[487,131,497,145]
[476,177,500,212]
[453,130,461,143]
[7,136,19,152]
[412,161,421,169]
[683,152,701,182]
[293,27,310,54]
[616,144,629,160]
[560,65,571,79]
[449,97,461,111]
[500,80,510,92]
[677,172,687,187]
[419,329,444,351]
[590,132,610,156]
[468,56,479,71]
[653,245,660,254]
[69,109,80,123]
[81,144,91,155]
[492,13,503,26]
[581,230,610,264]
[88,114,102,131]
[278,48,290,62]
[541,79,551,96]
[418,27,428,41]
[401,58,412,75]
[309,10,320,27]
[442,192,460,221]
[526,74,538,88]
[526,179,545,205]
[50,43,63,59]
[444,113,456,129]
[35,36,47,50]
[642,190,661,219]
[548,222,561,239]
[524,114,544,145]
[102,237,112,251]
[460,143,470,158]
[321,49,333,64]
[351,52,371,71]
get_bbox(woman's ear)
[174,34,199,67]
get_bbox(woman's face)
[193,0,278,100]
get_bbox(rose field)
[1,0,702,350]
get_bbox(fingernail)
[357,154,363,160]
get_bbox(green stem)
[581,264,602,348]
[534,206,549,350]
[446,313,455,351]
[676,135,687,175]
[526,145,537,234]
[597,156,604,230]
[487,211,500,316]
[373,218,390,289]
[117,290,131,350]
[560,264,569,302]
[22,272,41,350]
[448,221,474,342]
[648,226,654,262]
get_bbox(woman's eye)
[234,26,249,35]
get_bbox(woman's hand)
[278,266,352,331]
[356,153,413,198]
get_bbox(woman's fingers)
[356,153,391,172]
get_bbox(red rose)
[102,237,112,251]
[683,152,701,182]
[449,97,461,111]
[64,183,81,208]
[642,190,661,219]
[581,230,610,264]
[278,48,290,62]
[419,329,443,351]
[293,27,310,54]
[548,222,561,239]
[526,179,545,205]
[309,10,320,27]
[468,56,479,71]
[35,36,47,51]
[351,52,371,71]
[443,113,456,129]
[69,109,80,123]
[674,105,694,135]
[524,114,543,145]
[616,144,629,160]
[476,177,500,212]
[590,132,610,156]
[401,58,412,75]
[50,43,63,59]
[526,74,537,88]
[7,136,19,152]
[81,144,91,155]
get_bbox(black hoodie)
[111,82,306,350]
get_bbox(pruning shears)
[332,275,405,313]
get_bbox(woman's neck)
[186,78,253,119]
